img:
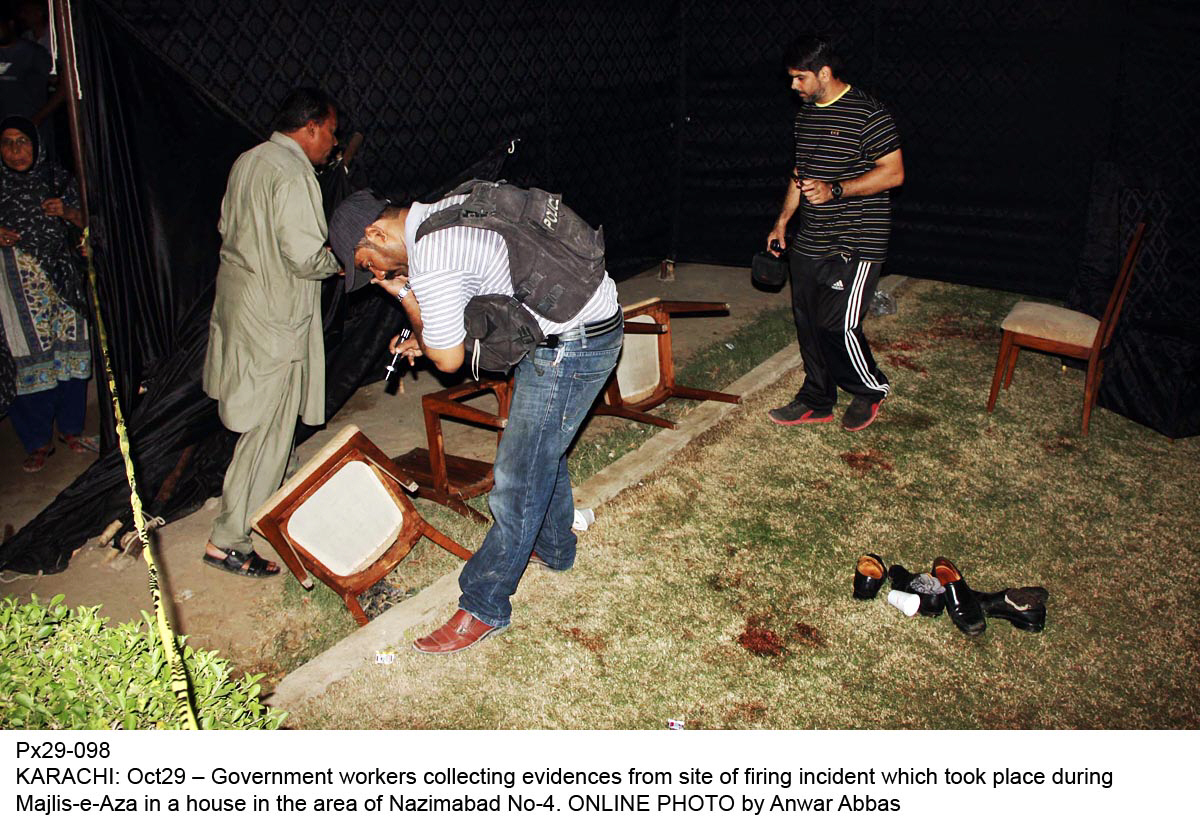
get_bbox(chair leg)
[1081,358,1104,436]
[669,384,742,405]
[592,403,679,430]
[421,519,474,561]
[987,331,1013,412]
[344,592,369,627]
[1003,342,1019,389]
[423,491,490,524]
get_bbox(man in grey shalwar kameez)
[201,88,340,578]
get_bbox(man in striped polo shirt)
[766,35,904,432]
[330,186,622,654]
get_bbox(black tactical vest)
[413,180,606,323]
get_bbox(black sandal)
[203,546,280,579]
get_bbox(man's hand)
[800,178,835,205]
[0,227,20,247]
[371,274,408,299]
[766,224,788,256]
[388,333,423,365]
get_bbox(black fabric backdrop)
[2,0,1196,573]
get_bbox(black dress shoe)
[853,553,886,600]
[931,557,986,636]
[888,564,946,617]
[976,587,1048,632]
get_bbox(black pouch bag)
[751,251,790,291]
[463,294,545,375]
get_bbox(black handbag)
[751,250,790,291]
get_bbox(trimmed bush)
[0,594,286,729]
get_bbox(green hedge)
[0,594,286,729]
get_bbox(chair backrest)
[615,298,665,404]
[1093,220,1147,355]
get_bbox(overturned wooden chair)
[392,377,513,523]
[594,297,742,429]
[251,424,473,626]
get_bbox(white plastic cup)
[572,508,595,532]
[887,589,921,617]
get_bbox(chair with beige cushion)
[986,221,1147,435]
[594,297,742,429]
[251,424,473,625]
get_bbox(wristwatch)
[830,181,844,201]
[395,282,411,302]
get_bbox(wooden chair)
[593,297,742,429]
[392,377,513,523]
[986,221,1147,435]
[250,424,473,626]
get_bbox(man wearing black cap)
[200,87,340,579]
[330,184,621,653]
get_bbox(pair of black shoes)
[855,554,1048,636]
[930,557,1048,636]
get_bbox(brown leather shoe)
[413,610,508,654]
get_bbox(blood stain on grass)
[886,354,928,375]
[738,616,786,656]
[559,626,607,654]
[792,622,825,648]
[875,338,920,352]
[839,449,894,473]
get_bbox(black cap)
[329,189,389,292]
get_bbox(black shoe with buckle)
[202,545,281,579]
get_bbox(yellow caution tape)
[83,228,198,730]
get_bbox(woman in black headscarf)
[0,114,94,473]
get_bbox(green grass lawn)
[284,279,1200,728]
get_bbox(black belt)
[537,310,623,348]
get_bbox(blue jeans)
[459,322,623,628]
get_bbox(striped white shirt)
[405,194,619,350]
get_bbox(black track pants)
[787,253,890,410]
